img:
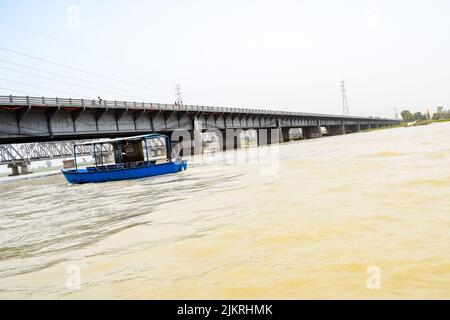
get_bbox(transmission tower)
[175,84,182,105]
[340,80,350,116]
[394,107,398,119]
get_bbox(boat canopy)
[74,134,166,146]
[71,133,174,171]
[62,132,187,183]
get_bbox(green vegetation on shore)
[430,118,450,123]
[400,107,450,123]
[389,106,450,128]
[361,113,449,133]
[411,119,432,126]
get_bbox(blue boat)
[61,134,187,184]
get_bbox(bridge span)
[0,95,399,146]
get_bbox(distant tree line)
[400,107,450,122]
[432,106,450,120]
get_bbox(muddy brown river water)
[1,123,449,299]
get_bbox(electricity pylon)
[341,80,350,116]
[175,84,182,105]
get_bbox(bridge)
[0,95,398,143]
[0,95,399,174]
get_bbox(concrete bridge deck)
[0,95,399,145]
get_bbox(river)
[1,122,450,299]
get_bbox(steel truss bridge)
[0,138,167,165]
[0,141,92,165]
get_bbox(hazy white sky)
[0,0,449,117]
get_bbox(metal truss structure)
[0,142,94,164]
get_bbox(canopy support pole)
[144,139,149,163]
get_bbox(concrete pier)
[7,163,19,176]
[191,118,203,155]
[63,159,75,169]
[344,124,361,133]
[256,128,282,146]
[221,129,243,150]
[7,161,30,176]
[20,163,29,174]
[302,125,322,139]
[280,127,290,143]
[326,125,345,136]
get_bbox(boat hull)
[61,161,187,184]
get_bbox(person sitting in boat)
[120,142,131,167]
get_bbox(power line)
[0,65,171,101]
[0,58,171,100]
[0,46,226,107]
[0,65,139,100]
[0,20,228,106]
[0,46,227,107]
[0,85,40,97]
[0,55,217,105]
[0,78,91,98]
[0,20,65,44]
[0,45,173,96]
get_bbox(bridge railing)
[0,95,399,122]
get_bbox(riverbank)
[0,169,61,183]
[361,118,450,133]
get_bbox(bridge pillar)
[281,127,290,143]
[256,128,281,145]
[7,163,19,176]
[221,129,242,151]
[189,130,203,155]
[63,159,76,169]
[20,163,29,174]
[270,128,282,144]
[360,124,370,131]
[344,124,361,133]
[190,117,203,155]
[325,125,345,136]
[302,125,322,139]
[6,161,30,176]
[256,129,266,146]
